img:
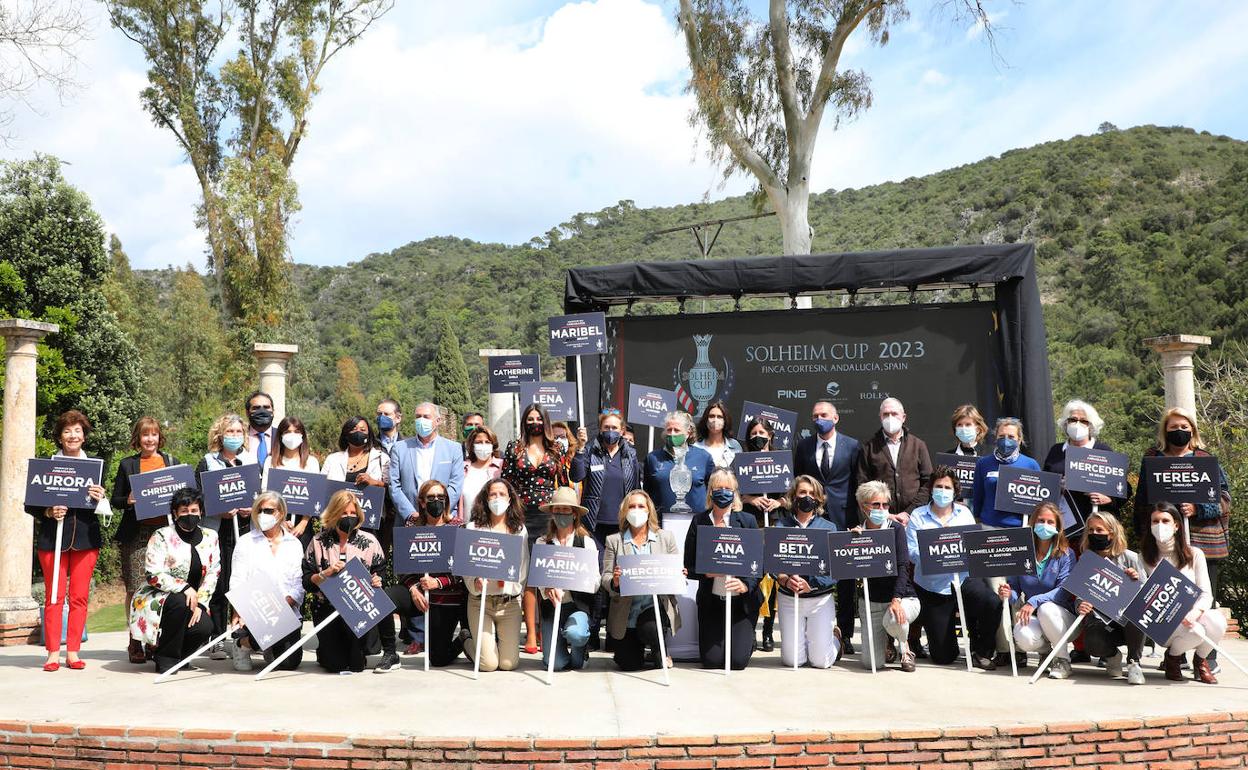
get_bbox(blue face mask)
[711,489,736,509]
[955,426,977,445]
[996,437,1019,455]
[813,418,835,435]
[413,417,434,438]
[1034,522,1058,541]
[931,487,955,508]
[600,430,621,446]
[222,436,245,453]
[868,509,889,526]
[377,414,395,432]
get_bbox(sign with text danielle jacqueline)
[1140,455,1221,506]
[518,381,578,422]
[963,527,1037,578]
[548,312,607,357]
[915,525,980,576]
[993,465,1062,515]
[453,528,525,582]
[694,526,764,578]
[626,383,676,429]
[528,544,600,593]
[618,553,687,596]
[1062,553,1141,622]
[1064,446,1130,499]
[265,468,327,518]
[226,571,302,650]
[763,527,831,575]
[487,354,540,394]
[200,464,261,518]
[324,481,384,530]
[827,529,899,580]
[24,457,104,508]
[732,451,794,494]
[320,559,397,638]
[737,401,798,451]
[132,464,198,521]
[392,526,457,575]
[1122,559,1203,645]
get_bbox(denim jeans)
[541,607,590,671]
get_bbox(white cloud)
[919,68,949,87]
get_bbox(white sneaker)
[1048,658,1073,680]
[1127,661,1145,685]
[1105,651,1123,679]
[231,640,254,672]
[209,641,229,661]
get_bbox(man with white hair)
[388,402,466,522]
[856,397,934,521]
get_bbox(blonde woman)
[229,492,305,672]
[1075,511,1145,684]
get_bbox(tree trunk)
[768,179,812,256]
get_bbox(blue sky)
[3,0,1247,269]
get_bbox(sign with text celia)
[694,526,764,578]
[826,528,898,580]
[732,451,794,495]
[1062,553,1141,622]
[528,544,600,593]
[993,466,1062,516]
[133,464,198,521]
[914,524,980,576]
[265,468,327,518]
[226,571,302,650]
[24,457,104,509]
[618,553,686,596]
[763,526,831,575]
[1122,559,1203,645]
[548,312,607,357]
[452,528,525,582]
[200,465,261,518]
[392,526,456,575]
[1140,455,1221,506]
[519,381,578,422]
[963,527,1037,578]
[320,559,396,638]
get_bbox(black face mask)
[747,435,769,451]
[337,515,359,534]
[1165,428,1192,448]
[795,496,817,513]
[346,431,370,447]
[176,514,201,531]
[525,422,544,436]
[424,498,447,518]
[249,408,274,430]
[1087,533,1112,553]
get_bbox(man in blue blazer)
[388,402,466,522]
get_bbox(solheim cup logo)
[673,334,734,418]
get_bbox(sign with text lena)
[518,381,579,422]
[548,312,607,357]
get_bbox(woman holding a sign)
[229,491,306,672]
[740,418,782,652]
[1075,512,1146,685]
[773,476,839,669]
[855,481,921,672]
[998,502,1077,678]
[693,400,743,469]
[972,418,1041,528]
[263,416,321,545]
[1042,400,1128,527]
[323,416,389,490]
[535,488,597,671]
[461,426,503,520]
[464,479,529,672]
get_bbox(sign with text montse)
[24,457,104,509]
[392,526,457,575]
[226,571,302,650]
[132,464,198,521]
[200,465,261,518]
[694,526,764,579]
[1062,552,1141,622]
[320,559,397,638]
[732,451,794,495]
[487,354,540,395]
[626,383,677,430]
[452,528,525,582]
[528,544,600,593]
[617,553,687,596]
[265,468,327,518]
[826,528,898,580]
[324,481,384,530]
[1140,455,1221,506]
[963,527,1037,578]
[914,524,980,576]
[1064,446,1130,499]
[763,526,831,575]
[932,453,977,493]
[737,401,798,451]
[548,312,607,357]
[1122,559,1203,645]
[993,466,1062,516]
[518,381,578,422]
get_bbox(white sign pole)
[648,427,655,454]
[952,573,973,673]
[792,591,799,672]
[424,579,432,673]
[653,596,670,686]
[473,581,488,680]
[574,356,585,427]
[254,612,338,681]
[155,628,233,683]
[514,394,521,439]
[49,520,64,604]
[546,597,562,686]
[1193,625,1247,675]
[724,590,731,676]
[232,512,240,540]
[863,581,877,673]
[1028,614,1085,684]
[1003,599,1019,677]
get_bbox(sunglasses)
[425,495,449,503]
[259,507,278,515]
[601,408,621,416]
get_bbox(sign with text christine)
[24,457,104,508]
[548,312,607,357]
[618,553,686,596]
[132,464,198,521]
[320,559,396,638]
[1140,455,1221,506]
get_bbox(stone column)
[0,319,60,646]
[1144,334,1211,416]
[480,348,520,448]
[253,343,299,426]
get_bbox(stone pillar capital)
[253,343,299,427]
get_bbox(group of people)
[27,391,1232,686]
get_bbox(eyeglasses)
[425,495,449,503]
[1067,417,1091,425]
[868,502,890,510]
[259,507,278,515]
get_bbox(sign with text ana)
[763,526,831,575]
[1141,455,1221,506]
[265,468,327,518]
[528,544,600,593]
[827,528,899,580]
[392,526,457,575]
[963,527,1037,578]
[548,312,607,357]
[694,526,764,579]
[932,453,977,493]
[914,524,980,576]
[618,553,687,596]
[133,464,198,521]
[200,464,261,518]
[732,451,794,495]
[452,528,525,582]
[626,383,677,429]
[737,401,798,451]
[1064,446,1130,499]
[993,465,1062,516]
[324,480,384,530]
[226,571,302,650]
[519,381,578,422]
[1122,559,1203,645]
[487,354,540,395]
[1062,552,1141,622]
[24,457,104,509]
[320,559,396,638]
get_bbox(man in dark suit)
[793,400,862,653]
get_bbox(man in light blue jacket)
[388,402,465,522]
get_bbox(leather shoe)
[761,635,775,652]
[900,651,916,672]
[1193,655,1218,685]
[1164,653,1185,682]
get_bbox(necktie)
[257,432,268,466]
[820,442,832,481]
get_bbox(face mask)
[868,509,889,526]
[1151,522,1175,544]
[337,515,359,534]
[600,430,621,446]
[525,422,545,436]
[955,426,978,446]
[1165,428,1192,448]
[176,514,201,532]
[747,435,769,451]
[555,437,569,451]
[346,431,370,447]
[258,512,279,532]
[462,424,477,439]
[664,433,686,449]
[707,417,724,431]
[626,509,649,528]
[711,489,735,509]
[377,414,395,432]
[996,437,1019,455]
[1034,522,1058,541]
[488,498,509,517]
[882,416,903,435]
[553,513,576,529]
[813,417,835,435]
[795,495,817,513]
[931,487,955,508]
[222,436,245,453]
[1087,532,1112,552]
[1065,421,1090,443]
[281,433,303,450]
[472,443,494,460]
[414,417,435,438]
[424,498,446,519]
[249,408,274,430]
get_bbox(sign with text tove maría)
[826,528,898,580]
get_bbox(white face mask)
[626,508,649,528]
[473,443,493,460]
[488,498,509,517]
[555,437,569,451]
[281,433,303,450]
[1151,522,1176,545]
[882,416,903,435]
[258,512,279,532]
[1065,421,1090,443]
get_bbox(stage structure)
[564,244,1055,453]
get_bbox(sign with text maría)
[737,401,798,451]
[24,457,104,508]
[487,354,540,395]
[1064,446,1130,499]
[320,559,396,638]
[1062,552,1141,623]
[963,527,1037,578]
[618,553,686,596]
[827,528,898,580]
[932,453,977,492]
[452,528,525,582]
[1122,559,1203,645]
[324,481,384,530]
[763,527,831,575]
[626,383,677,429]
[518,381,578,422]
[226,571,302,650]
[528,544,600,593]
[1140,455,1221,506]
[265,468,327,518]
[392,526,456,575]
[132,464,198,521]
[914,524,980,576]
[548,312,607,357]
[732,451,794,495]
[993,465,1062,516]
[200,464,261,518]
[694,526,764,579]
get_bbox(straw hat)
[539,486,587,515]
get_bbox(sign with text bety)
[265,468,327,518]
[737,401,798,451]
[518,381,578,422]
[528,544,600,593]
[548,312,607,357]
[732,451,794,495]
[200,465,261,518]
[324,480,384,530]
[1122,559,1203,645]
[24,457,104,509]
[763,526,831,575]
[932,453,977,493]
[320,559,396,638]
[915,524,980,576]
[452,528,525,582]
[133,464,198,521]
[1064,446,1130,499]
[1062,553,1141,622]
[1141,455,1221,506]
[392,526,457,575]
[993,465,1062,516]
[963,527,1037,578]
[487,354,540,394]
[694,526,764,579]
[226,571,302,650]
[626,383,676,429]
[618,553,687,596]
[827,528,899,580]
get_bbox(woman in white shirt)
[262,416,321,544]
[229,492,306,672]
[693,400,743,469]
[322,416,389,488]
[463,478,528,672]
[461,426,503,520]
[535,487,597,671]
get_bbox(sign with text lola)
[826,529,898,580]
[694,526,764,578]
[1064,446,1130,498]
[24,457,104,508]
[626,383,676,429]
[392,526,456,575]
[737,401,798,451]
[320,559,396,638]
[487,354,540,394]
[324,480,384,530]
[1062,553,1141,622]
[226,571,302,650]
[763,526,831,575]
[618,553,686,596]
[1122,559,1203,645]
[133,464,198,521]
[932,453,977,492]
[528,544,600,593]
[452,528,525,582]
[265,468,327,518]
[519,381,578,422]
[732,451,794,495]
[963,527,1037,578]
[200,464,261,518]
[1140,455,1221,506]
[548,312,607,357]
[993,466,1062,515]
[915,525,980,576]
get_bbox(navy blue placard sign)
[963,527,1037,578]
[1122,559,1203,645]
[528,544,600,593]
[737,401,798,451]
[914,524,980,576]
[548,312,607,357]
[392,526,457,575]
[519,381,578,422]
[487,354,540,395]
[763,526,831,575]
[618,553,687,596]
[994,465,1062,516]
[932,453,977,491]
[452,528,525,582]
[732,451,794,495]
[694,526,765,579]
[1062,552,1141,622]
[24,457,104,508]
[320,559,397,638]
[626,384,677,429]
[265,468,328,518]
[827,528,898,580]
[200,465,261,518]
[133,464,198,521]
[226,571,302,650]
[1141,455,1221,506]
[1064,446,1130,499]
[324,480,384,530]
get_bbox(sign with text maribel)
[132,464,198,521]
[320,559,397,638]
[200,464,261,518]
[963,527,1037,578]
[226,571,302,650]
[392,526,456,575]
[1062,553,1140,622]
[324,480,384,530]
[1122,559,1203,645]
[528,544,600,593]
[618,553,687,596]
[914,524,980,576]
[548,312,607,357]
[1141,455,1221,506]
[694,526,764,578]
[452,528,525,582]
[826,529,898,580]
[519,381,578,422]
[1064,446,1130,499]
[24,457,104,508]
[731,451,794,495]
[737,401,798,451]
[993,466,1062,516]
[932,453,977,493]
[626,383,676,430]
[265,468,327,518]
[487,354,540,395]
[763,527,831,575]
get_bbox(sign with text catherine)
[226,571,302,650]
[132,464,198,521]
[737,401,798,451]
[548,312,607,357]
[826,529,898,580]
[932,454,978,492]
[732,451,794,494]
[392,526,457,575]
[265,468,327,518]
[1140,455,1221,506]
[1122,559,1202,645]
[452,528,525,582]
[528,544,600,593]
[24,457,104,508]
[694,526,764,578]
[518,381,578,422]
[763,527,831,575]
[200,464,261,518]
[963,527,1037,578]
[324,480,384,530]
[915,525,980,575]
[993,466,1062,516]
[626,383,676,429]
[320,559,396,638]
[1062,553,1140,622]
[618,553,687,596]
[1064,446,1130,499]
[487,354,540,394]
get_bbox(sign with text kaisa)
[737,401,798,451]
[518,381,578,422]
[487,354,540,395]
[763,527,831,575]
[932,453,977,492]
[626,384,676,429]
[1122,559,1203,646]
[618,553,686,596]
[1062,553,1141,623]
[827,528,899,580]
[548,312,607,357]
[320,559,396,638]
[452,528,525,582]
[324,481,384,530]
[963,527,1037,578]
[732,451,794,495]
[226,571,302,650]
[528,544,600,593]
[915,525,980,576]
[694,526,764,579]
[265,468,327,518]
[200,465,261,518]
[392,526,456,575]
[1064,446,1130,499]
[1141,455,1221,506]
[993,465,1062,515]
[24,457,103,508]
[132,464,198,521]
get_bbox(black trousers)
[312,601,368,673]
[915,578,1001,664]
[210,522,239,636]
[613,602,670,671]
[154,591,214,671]
[380,586,467,667]
[697,594,757,670]
[836,579,857,638]
[1082,613,1145,663]
[244,626,303,670]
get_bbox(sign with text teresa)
[1141,456,1221,506]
